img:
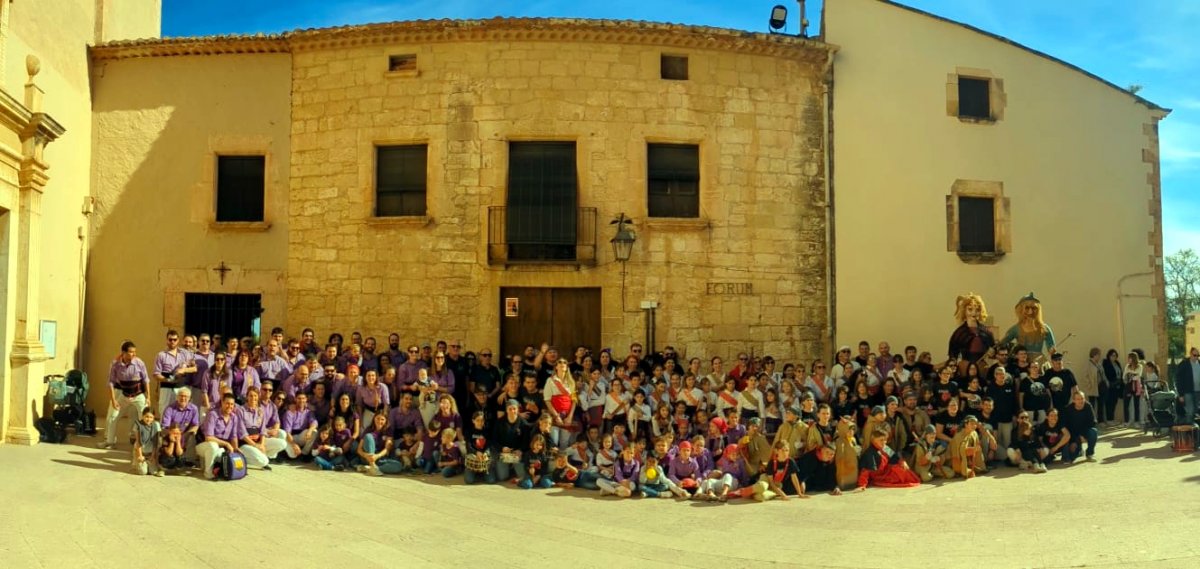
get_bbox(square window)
[958,196,995,253]
[648,143,699,218]
[375,145,428,217]
[215,156,265,222]
[388,54,417,72]
[958,77,991,120]
[661,54,688,80]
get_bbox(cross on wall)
[213,261,231,284]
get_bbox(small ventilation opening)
[389,54,417,72]
[660,54,688,80]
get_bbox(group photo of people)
[101,292,1192,500]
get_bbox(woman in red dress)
[855,427,921,491]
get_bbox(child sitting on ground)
[752,441,806,501]
[598,445,639,498]
[130,407,162,477]
[855,427,920,491]
[519,434,554,489]
[436,428,463,478]
[638,454,672,498]
[394,428,418,473]
[417,420,441,474]
[157,423,185,474]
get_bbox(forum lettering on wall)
[705,282,755,295]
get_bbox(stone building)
[85,18,835,407]
[0,0,1172,442]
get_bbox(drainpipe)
[1115,271,1154,358]
[821,47,837,361]
[77,197,94,372]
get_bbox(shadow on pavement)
[51,450,130,473]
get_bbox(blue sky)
[164,0,1199,254]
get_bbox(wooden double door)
[499,287,600,361]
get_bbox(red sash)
[812,377,830,401]
[682,389,699,407]
[718,391,738,408]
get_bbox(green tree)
[1164,249,1200,360]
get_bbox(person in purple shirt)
[395,345,428,395]
[153,330,197,417]
[360,337,380,374]
[356,369,391,430]
[282,392,319,459]
[384,333,404,369]
[161,389,201,458]
[202,352,233,412]
[597,445,640,498]
[256,339,292,389]
[388,392,423,438]
[190,334,216,404]
[229,350,261,405]
[102,341,150,449]
[282,364,315,404]
[283,338,306,372]
[197,393,248,479]
[667,441,705,497]
[238,388,287,470]
[699,443,748,502]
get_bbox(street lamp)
[768,5,788,33]
[610,212,636,262]
[610,213,636,311]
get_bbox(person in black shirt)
[932,365,960,412]
[1043,353,1078,411]
[1007,411,1046,472]
[752,442,807,501]
[934,397,965,445]
[1019,365,1052,424]
[1007,347,1032,381]
[492,400,532,482]
[469,349,502,396]
[1035,408,1071,464]
[1061,392,1097,462]
[984,367,1018,451]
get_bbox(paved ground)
[0,425,1196,569]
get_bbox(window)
[958,77,991,120]
[375,145,428,217]
[958,196,995,253]
[215,156,265,222]
[184,293,263,341]
[661,54,688,80]
[647,143,699,218]
[388,54,416,72]
[506,142,578,261]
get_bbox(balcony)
[487,206,597,266]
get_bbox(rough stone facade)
[282,20,832,360]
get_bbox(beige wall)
[87,53,291,414]
[96,0,162,43]
[826,0,1166,365]
[0,0,98,443]
[287,35,830,360]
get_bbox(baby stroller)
[1141,378,1174,438]
[43,370,95,438]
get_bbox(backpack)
[35,418,67,444]
[215,451,248,481]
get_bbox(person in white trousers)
[237,388,287,469]
[197,393,247,479]
[153,330,197,416]
[102,341,150,449]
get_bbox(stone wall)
[286,28,831,361]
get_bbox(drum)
[1172,425,1195,453]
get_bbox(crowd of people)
[103,326,1159,499]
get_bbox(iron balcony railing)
[487,206,597,266]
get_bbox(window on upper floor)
[375,145,428,217]
[215,156,266,223]
[958,77,991,120]
[647,143,700,218]
[957,196,996,254]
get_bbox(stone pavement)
[0,426,1196,569]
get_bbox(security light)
[769,5,788,33]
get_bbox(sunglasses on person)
[739,357,748,361]
[480,353,492,357]
[408,349,418,354]
[200,339,211,344]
